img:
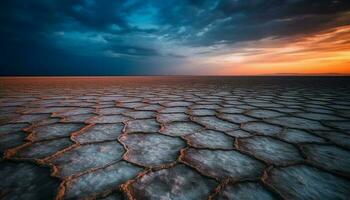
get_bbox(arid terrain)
[0,77,350,200]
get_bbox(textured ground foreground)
[1,76,350,200]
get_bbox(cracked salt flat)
[123,111,155,119]
[160,121,203,136]
[190,109,216,116]
[88,115,130,124]
[212,182,276,200]
[183,129,234,149]
[48,141,125,178]
[30,123,85,141]
[157,113,189,123]
[99,108,130,115]
[277,128,326,143]
[315,131,350,149]
[193,116,239,132]
[65,161,142,199]
[181,148,265,180]
[242,122,283,136]
[10,114,50,123]
[266,165,350,200]
[0,131,27,155]
[127,164,217,200]
[245,109,284,119]
[226,129,252,137]
[302,144,350,176]
[125,119,160,134]
[0,161,60,200]
[14,138,73,159]
[218,113,255,124]
[74,123,124,143]
[267,116,329,130]
[159,107,188,113]
[61,113,97,123]
[0,123,28,136]
[238,136,303,165]
[0,77,349,200]
[55,107,95,116]
[119,133,185,167]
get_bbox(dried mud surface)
[0,76,350,200]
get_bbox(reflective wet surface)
[0,77,350,200]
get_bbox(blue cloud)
[1,0,349,75]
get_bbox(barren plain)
[0,77,349,200]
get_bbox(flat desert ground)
[0,76,350,200]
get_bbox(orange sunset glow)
[194,24,350,75]
[1,1,350,75]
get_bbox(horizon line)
[1,73,350,78]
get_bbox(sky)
[1,0,350,75]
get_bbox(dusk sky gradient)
[1,0,350,75]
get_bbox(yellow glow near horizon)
[195,25,350,75]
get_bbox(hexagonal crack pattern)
[181,148,265,180]
[1,77,349,199]
[265,165,350,200]
[126,164,217,200]
[119,133,185,167]
[0,161,60,200]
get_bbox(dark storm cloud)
[109,45,160,57]
[0,0,349,75]
[159,0,350,45]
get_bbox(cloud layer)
[1,0,349,75]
